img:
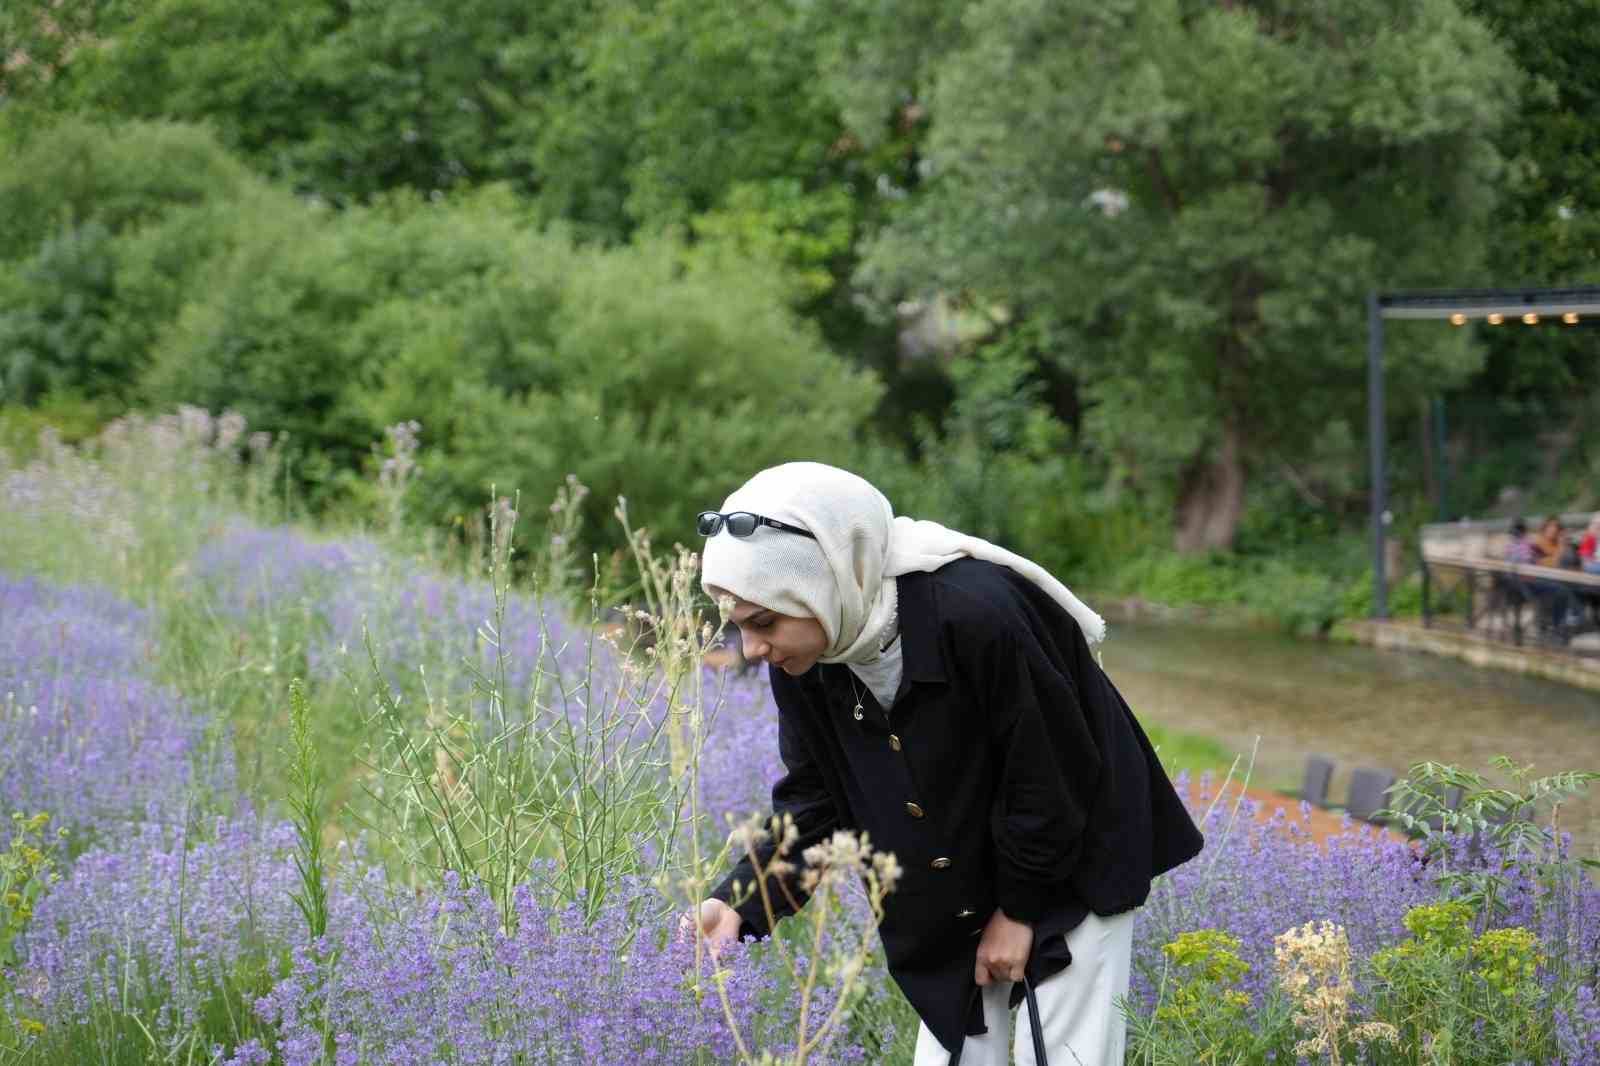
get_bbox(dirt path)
[1197,780,1409,847]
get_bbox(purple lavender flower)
[0,574,230,837]
[235,866,865,1065]
[16,816,302,1033]
[1553,982,1600,1066]
[189,524,381,620]
[9,507,1597,1064]
[1132,775,1437,1009]
[693,667,786,832]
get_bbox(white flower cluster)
[1275,920,1399,1065]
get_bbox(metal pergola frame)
[1367,285,1600,619]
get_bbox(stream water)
[1102,620,1600,853]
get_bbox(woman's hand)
[679,899,743,950]
[974,908,1034,986]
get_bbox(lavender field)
[2,413,1597,1065]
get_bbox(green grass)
[1142,722,1239,779]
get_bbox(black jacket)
[711,558,1203,1054]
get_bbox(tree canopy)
[845,0,1522,549]
[3,0,1598,591]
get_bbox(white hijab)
[700,462,1105,665]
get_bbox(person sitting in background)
[1580,515,1600,575]
[1505,518,1536,564]
[1532,515,1566,568]
[1506,517,1583,637]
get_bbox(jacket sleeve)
[986,625,1103,924]
[709,676,841,938]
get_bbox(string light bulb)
[1449,313,1467,326]
[1487,313,1504,325]
[1522,312,1539,325]
[1562,312,1580,325]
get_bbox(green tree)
[533,0,848,239]
[1436,0,1600,517]
[532,0,916,407]
[0,0,117,105]
[850,0,1523,551]
[1461,0,1600,284]
[52,0,591,203]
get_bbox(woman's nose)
[741,630,768,662]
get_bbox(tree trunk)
[1174,419,1246,554]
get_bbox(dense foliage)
[0,121,879,554]
[2,0,1599,610]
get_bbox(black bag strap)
[948,977,1049,1066]
[1024,977,1050,1064]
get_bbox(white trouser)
[912,909,1136,1066]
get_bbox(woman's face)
[726,597,828,675]
[1543,517,1562,539]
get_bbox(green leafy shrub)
[0,221,117,404]
[1158,929,1251,1021]
[145,188,883,551]
[1370,902,1551,1059]
[0,396,112,458]
[860,340,1125,583]
[0,118,257,259]
[0,119,280,405]
[1,812,61,973]
[1131,928,1292,1064]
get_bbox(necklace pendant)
[852,703,864,721]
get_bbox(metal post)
[1421,555,1431,627]
[1368,293,1388,620]
[1433,396,1449,521]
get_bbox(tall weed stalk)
[354,489,702,927]
[285,679,331,942]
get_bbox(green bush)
[140,198,404,504]
[0,118,257,258]
[145,188,884,552]
[0,397,113,459]
[0,119,280,404]
[0,221,117,404]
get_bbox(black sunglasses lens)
[696,512,723,536]
[726,513,760,537]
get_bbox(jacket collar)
[895,571,947,684]
[810,572,948,698]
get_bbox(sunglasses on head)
[696,510,817,540]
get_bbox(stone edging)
[1340,618,1600,694]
